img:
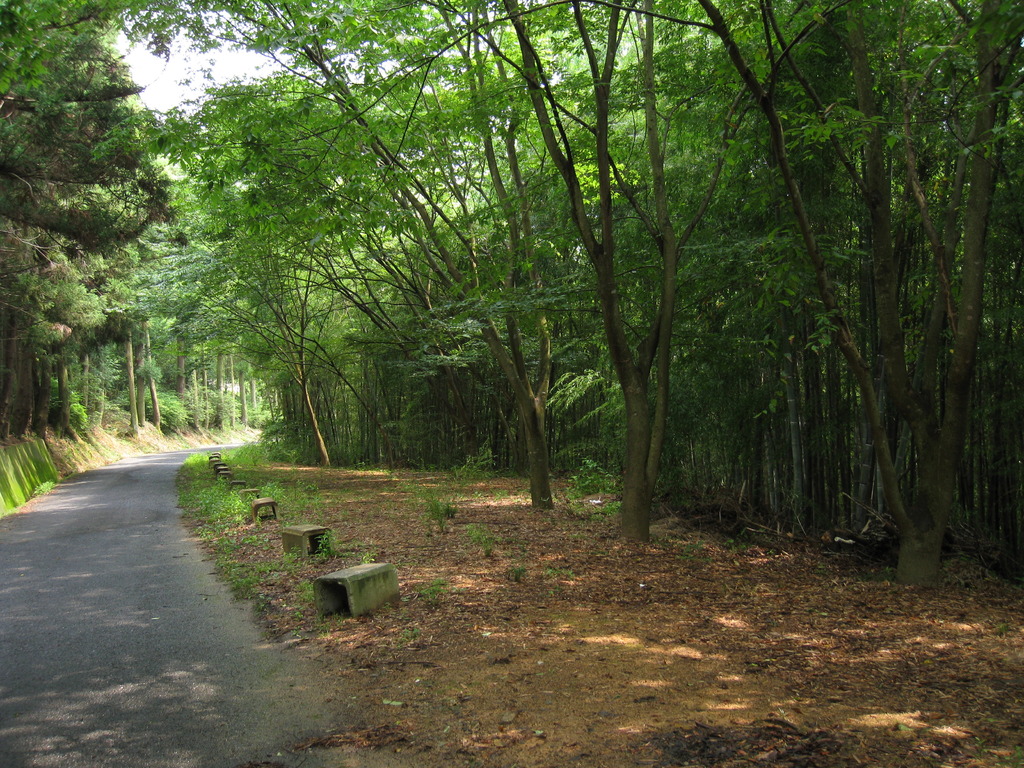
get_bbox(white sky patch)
[120,36,275,113]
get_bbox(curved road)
[0,448,359,768]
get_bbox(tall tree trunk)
[698,0,1009,584]
[82,352,91,416]
[480,323,553,508]
[33,352,51,437]
[133,339,146,428]
[778,310,808,525]
[848,5,1000,585]
[502,0,656,532]
[176,337,187,399]
[125,337,139,436]
[0,310,18,439]
[227,354,236,428]
[215,352,224,428]
[191,368,200,429]
[11,351,34,436]
[56,353,74,439]
[498,0,725,533]
[144,322,161,432]
[202,366,210,429]
[619,382,655,539]
[239,367,248,427]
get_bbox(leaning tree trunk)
[295,359,330,466]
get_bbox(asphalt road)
[0,448,358,768]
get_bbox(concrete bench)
[313,563,399,617]
[238,487,260,497]
[281,524,331,557]
[251,497,278,522]
[211,462,228,474]
[230,479,246,488]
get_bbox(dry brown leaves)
[188,465,1024,768]
[292,724,411,750]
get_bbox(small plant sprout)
[415,578,449,605]
[544,566,576,580]
[465,523,497,557]
[398,627,422,646]
[312,529,336,559]
[32,480,56,497]
[423,495,457,533]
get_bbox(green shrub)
[225,443,269,468]
[451,450,493,481]
[68,401,89,434]
[157,391,191,433]
[33,480,56,497]
[259,419,314,464]
[569,458,619,497]
[179,455,246,527]
[311,529,337,559]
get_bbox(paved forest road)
[0,449,360,768]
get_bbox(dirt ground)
[183,463,1024,768]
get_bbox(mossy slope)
[0,439,59,514]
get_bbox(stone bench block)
[238,487,260,497]
[313,563,399,618]
[251,497,278,522]
[230,479,246,488]
[281,524,331,556]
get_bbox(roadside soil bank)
[183,463,1024,768]
[47,424,259,477]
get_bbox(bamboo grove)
[2,0,1022,585]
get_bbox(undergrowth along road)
[179,447,1024,768]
